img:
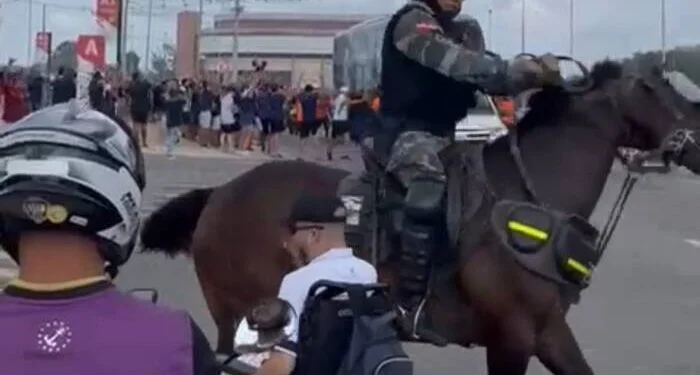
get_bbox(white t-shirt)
[332,93,349,121]
[277,247,377,344]
[220,93,235,125]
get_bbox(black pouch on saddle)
[552,215,600,286]
[491,200,602,288]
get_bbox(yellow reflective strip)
[507,220,549,240]
[566,258,591,276]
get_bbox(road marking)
[685,239,700,248]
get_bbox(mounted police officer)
[379,0,557,339]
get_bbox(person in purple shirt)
[0,102,219,375]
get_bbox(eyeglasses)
[288,223,325,235]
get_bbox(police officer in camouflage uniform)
[379,0,555,339]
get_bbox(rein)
[663,128,698,160]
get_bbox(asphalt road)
[3,145,700,374]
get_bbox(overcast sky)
[0,0,698,67]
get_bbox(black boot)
[397,217,435,326]
[395,178,447,345]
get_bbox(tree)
[125,51,141,74]
[150,43,175,81]
[619,45,700,85]
[51,40,77,73]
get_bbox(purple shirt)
[0,285,193,375]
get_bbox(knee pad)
[404,178,445,220]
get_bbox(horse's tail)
[140,188,213,256]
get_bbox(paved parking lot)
[2,148,699,374]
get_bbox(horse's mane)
[516,59,625,133]
[590,59,624,89]
[515,87,571,133]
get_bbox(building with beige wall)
[195,12,373,88]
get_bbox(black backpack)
[293,280,412,375]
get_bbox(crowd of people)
[1,64,383,161]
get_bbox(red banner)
[95,0,120,29]
[35,32,52,53]
[76,35,106,69]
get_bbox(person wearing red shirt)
[1,72,29,124]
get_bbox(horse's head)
[592,61,700,171]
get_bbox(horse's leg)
[535,312,594,375]
[196,266,236,353]
[484,314,536,375]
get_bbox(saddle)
[337,141,491,269]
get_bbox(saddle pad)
[491,200,576,286]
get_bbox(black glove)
[481,57,511,96]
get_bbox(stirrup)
[396,299,448,347]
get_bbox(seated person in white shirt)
[253,191,377,375]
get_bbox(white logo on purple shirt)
[37,320,73,353]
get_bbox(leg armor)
[398,177,445,310]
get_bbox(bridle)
[616,74,698,168]
[507,60,695,262]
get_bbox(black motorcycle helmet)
[0,101,145,278]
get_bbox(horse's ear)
[638,77,655,92]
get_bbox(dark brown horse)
[141,61,700,375]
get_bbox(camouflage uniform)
[386,131,450,188]
[379,0,508,339]
[380,0,560,340]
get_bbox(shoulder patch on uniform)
[415,22,439,33]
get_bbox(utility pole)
[42,3,48,73]
[487,7,492,49]
[231,0,243,82]
[660,0,666,68]
[520,0,525,52]
[568,0,574,56]
[118,0,130,75]
[195,0,203,78]
[26,0,32,65]
[144,0,153,72]
[42,3,49,107]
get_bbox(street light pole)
[520,0,525,52]
[195,0,203,78]
[26,0,33,65]
[144,0,153,72]
[660,0,666,68]
[119,0,130,75]
[487,7,492,49]
[231,0,243,82]
[41,3,48,73]
[568,0,574,56]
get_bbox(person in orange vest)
[494,96,514,127]
[370,93,380,112]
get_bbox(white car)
[454,93,508,143]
